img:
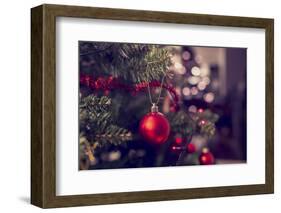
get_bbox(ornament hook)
[151,103,159,112]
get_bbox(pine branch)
[193,109,219,138]
[79,42,172,83]
[199,109,219,123]
[80,95,113,133]
[144,46,172,82]
[168,110,195,136]
[200,122,216,137]
[168,109,219,138]
[79,94,132,146]
[95,125,132,146]
[80,44,114,56]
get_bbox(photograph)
[79,41,247,170]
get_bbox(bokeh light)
[204,92,215,103]
[197,81,206,91]
[202,76,211,85]
[191,87,199,95]
[188,105,197,113]
[188,76,200,85]
[191,66,201,76]
[182,87,191,96]
[182,51,191,61]
[174,62,186,74]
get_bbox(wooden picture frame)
[31,4,274,208]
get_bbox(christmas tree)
[79,42,218,170]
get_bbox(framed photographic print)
[31,4,274,208]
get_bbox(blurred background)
[166,46,247,163]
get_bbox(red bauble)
[187,143,196,153]
[175,137,183,145]
[199,148,215,165]
[139,111,170,144]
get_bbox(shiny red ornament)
[175,137,183,145]
[187,143,196,153]
[139,105,170,145]
[199,148,215,165]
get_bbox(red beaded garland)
[80,74,179,107]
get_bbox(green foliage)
[79,94,132,146]
[168,109,219,138]
[80,42,172,83]
[198,109,219,123]
[79,95,113,133]
[168,110,196,136]
[196,109,219,137]
[144,46,172,82]
[200,122,216,137]
[95,125,132,146]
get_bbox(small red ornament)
[199,148,215,165]
[139,104,170,145]
[187,143,196,153]
[175,137,183,145]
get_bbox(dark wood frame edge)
[31,4,274,208]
